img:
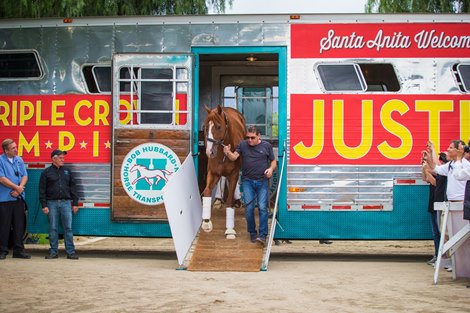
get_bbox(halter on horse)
[202,105,245,239]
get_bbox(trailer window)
[453,64,470,92]
[83,65,112,93]
[316,63,400,92]
[117,66,189,126]
[317,64,365,91]
[0,51,42,79]
[223,86,278,138]
[359,63,400,92]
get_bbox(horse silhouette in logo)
[130,164,173,187]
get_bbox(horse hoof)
[225,228,236,239]
[201,220,213,232]
[212,198,224,210]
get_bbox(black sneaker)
[45,254,59,259]
[12,252,31,259]
[67,254,79,260]
[319,240,333,244]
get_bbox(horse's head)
[130,164,142,172]
[204,105,228,159]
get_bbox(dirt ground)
[1,237,469,313]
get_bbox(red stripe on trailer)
[301,204,321,209]
[332,205,351,210]
[78,202,110,208]
[93,203,110,208]
[27,163,46,168]
[396,179,416,184]
[363,205,384,210]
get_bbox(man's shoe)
[45,254,59,259]
[12,252,31,259]
[67,254,79,260]
[426,256,437,265]
[319,240,333,244]
[250,233,257,243]
[0,253,7,260]
[257,237,267,247]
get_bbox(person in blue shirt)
[0,139,30,259]
[224,125,276,246]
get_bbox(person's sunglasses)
[245,136,257,140]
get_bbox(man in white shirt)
[452,142,470,220]
[426,140,466,201]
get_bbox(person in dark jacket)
[39,149,79,260]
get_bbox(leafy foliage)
[0,0,232,18]
[365,0,469,13]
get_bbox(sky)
[211,0,368,14]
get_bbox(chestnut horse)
[202,105,245,239]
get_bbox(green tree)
[366,0,469,13]
[0,0,232,18]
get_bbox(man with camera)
[453,142,470,220]
[425,140,467,202]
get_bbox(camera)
[464,145,470,153]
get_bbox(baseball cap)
[51,149,67,158]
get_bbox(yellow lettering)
[333,100,373,159]
[93,131,99,157]
[74,100,92,126]
[95,100,109,126]
[415,100,453,152]
[377,100,412,159]
[51,100,66,126]
[18,131,40,157]
[59,131,75,151]
[19,101,34,126]
[12,100,17,126]
[36,100,49,126]
[293,100,324,159]
[0,101,10,126]
[461,100,470,143]
[119,100,132,125]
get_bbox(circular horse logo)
[120,143,181,206]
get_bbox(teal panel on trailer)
[25,169,172,237]
[274,185,432,240]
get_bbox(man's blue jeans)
[242,178,269,239]
[429,211,440,257]
[47,200,75,255]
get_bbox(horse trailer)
[1,14,469,241]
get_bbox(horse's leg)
[201,174,220,233]
[224,173,239,240]
[132,176,140,185]
[212,178,225,210]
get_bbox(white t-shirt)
[435,160,466,201]
[453,158,470,181]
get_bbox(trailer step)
[186,205,264,272]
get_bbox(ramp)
[187,205,264,272]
